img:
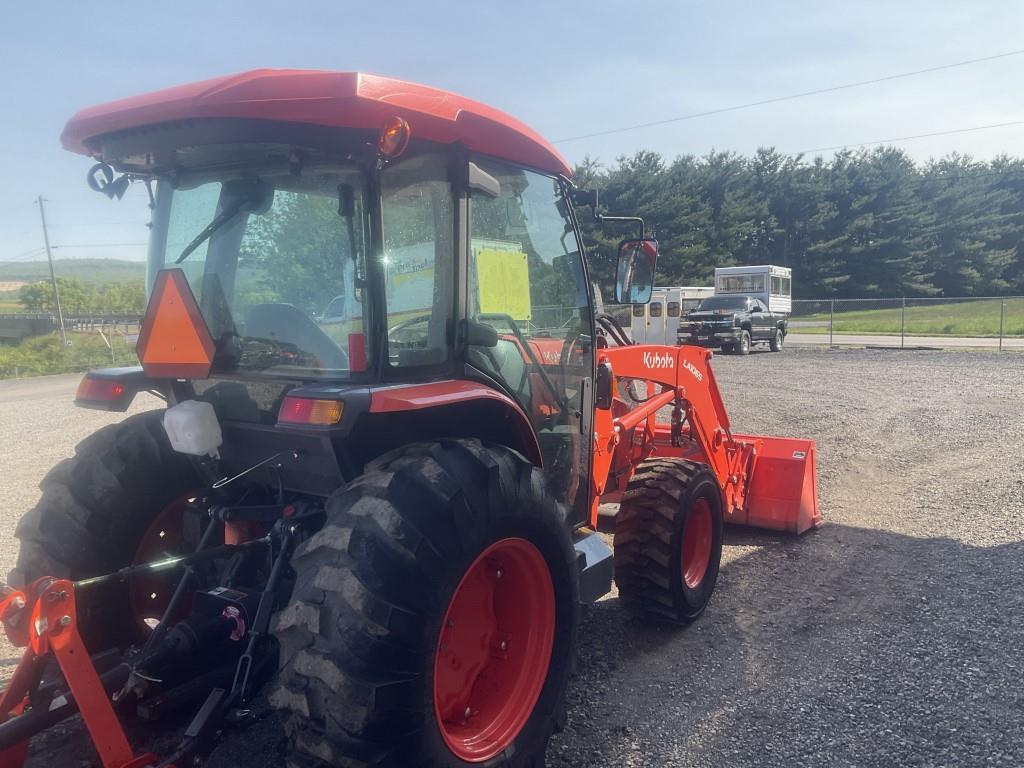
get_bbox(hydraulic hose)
[596,313,633,346]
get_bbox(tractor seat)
[244,303,349,370]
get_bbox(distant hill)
[0,258,146,284]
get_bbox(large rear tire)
[770,327,784,352]
[613,459,724,624]
[9,410,202,650]
[271,439,579,768]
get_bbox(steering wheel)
[388,314,432,345]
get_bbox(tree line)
[18,277,146,314]
[573,147,1024,299]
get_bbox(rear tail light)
[76,376,125,403]
[278,396,344,426]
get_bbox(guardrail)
[0,313,142,322]
[0,314,142,341]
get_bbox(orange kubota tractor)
[0,70,819,768]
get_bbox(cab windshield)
[152,165,369,377]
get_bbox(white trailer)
[631,286,715,344]
[714,265,792,314]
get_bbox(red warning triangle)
[136,269,216,379]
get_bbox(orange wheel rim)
[128,493,197,632]
[682,498,713,589]
[433,538,555,762]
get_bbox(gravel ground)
[1,348,1022,767]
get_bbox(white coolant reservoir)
[163,400,223,458]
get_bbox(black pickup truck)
[679,295,788,354]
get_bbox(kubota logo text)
[683,359,703,382]
[643,351,674,369]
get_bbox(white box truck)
[713,265,792,314]
[631,286,714,344]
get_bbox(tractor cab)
[67,70,652,525]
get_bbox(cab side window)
[380,154,454,368]
[467,160,592,509]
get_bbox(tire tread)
[272,438,577,768]
[613,458,722,624]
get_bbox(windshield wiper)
[175,197,249,264]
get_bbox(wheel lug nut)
[496,568,504,580]
[500,640,508,651]
[464,707,472,719]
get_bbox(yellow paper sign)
[477,249,531,320]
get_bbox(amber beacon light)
[378,116,411,158]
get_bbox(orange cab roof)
[61,69,571,177]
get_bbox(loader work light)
[378,116,411,158]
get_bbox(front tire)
[271,439,579,767]
[614,459,724,623]
[738,330,752,355]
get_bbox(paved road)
[788,331,1024,350]
[0,373,161,682]
[0,373,82,402]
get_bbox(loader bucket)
[732,435,820,534]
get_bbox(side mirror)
[615,238,658,304]
[571,188,599,209]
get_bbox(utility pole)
[37,196,67,347]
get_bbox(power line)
[0,247,46,263]
[49,221,148,229]
[2,242,148,260]
[793,120,1024,155]
[554,48,1024,143]
[51,242,148,249]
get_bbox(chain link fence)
[517,299,1024,350]
[790,297,1024,349]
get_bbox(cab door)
[465,160,594,524]
[750,298,769,339]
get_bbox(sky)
[1,0,1022,266]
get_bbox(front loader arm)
[589,345,757,527]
